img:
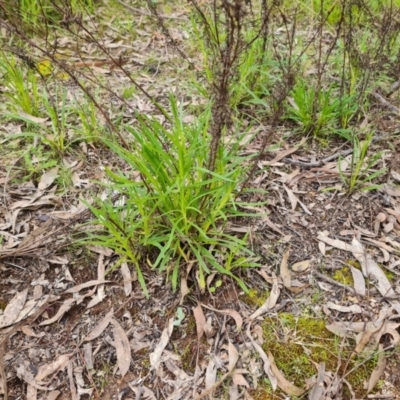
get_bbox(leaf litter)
[1,3,400,400]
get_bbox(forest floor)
[1,1,400,399]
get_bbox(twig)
[371,91,400,114]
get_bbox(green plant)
[0,53,40,116]
[285,79,357,138]
[82,96,262,296]
[339,131,387,193]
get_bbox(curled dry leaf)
[84,308,113,342]
[268,351,305,396]
[111,318,131,377]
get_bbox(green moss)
[0,300,7,311]
[256,313,377,397]
[240,288,270,308]
[333,266,354,286]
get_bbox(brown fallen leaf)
[38,167,59,191]
[0,289,28,329]
[351,238,396,299]
[193,303,206,340]
[39,298,76,326]
[64,280,111,293]
[26,384,37,400]
[350,266,366,295]
[280,248,291,288]
[111,318,131,377]
[45,391,60,400]
[232,372,249,388]
[246,324,277,390]
[84,308,114,342]
[149,317,174,370]
[250,274,280,320]
[120,262,132,296]
[35,354,71,384]
[291,260,311,272]
[201,304,243,331]
[268,351,305,396]
[367,344,386,393]
[308,362,325,400]
[21,325,45,338]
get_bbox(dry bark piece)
[111,318,131,377]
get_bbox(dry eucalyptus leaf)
[111,318,131,377]
[39,298,76,326]
[149,318,174,370]
[351,238,396,298]
[326,302,362,313]
[268,351,305,396]
[291,260,311,272]
[280,248,291,288]
[64,280,111,294]
[193,303,206,340]
[228,341,239,371]
[0,289,28,328]
[21,325,45,338]
[35,353,71,383]
[246,324,277,390]
[201,304,243,331]
[84,308,113,341]
[250,274,280,320]
[120,262,132,296]
[38,167,59,191]
[366,344,386,393]
[350,266,366,295]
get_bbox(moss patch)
[240,288,270,308]
[254,313,378,397]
